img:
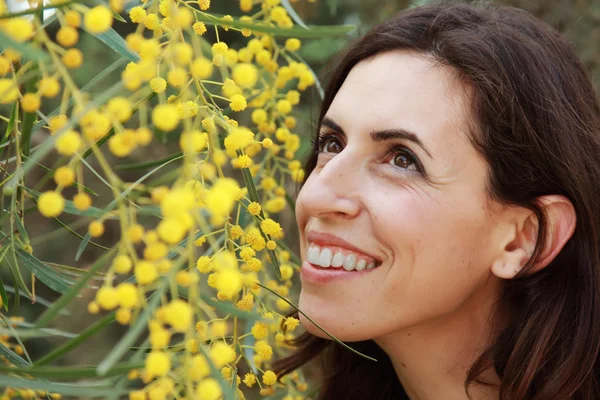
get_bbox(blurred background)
[0,0,598,396]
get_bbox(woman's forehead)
[325,50,473,160]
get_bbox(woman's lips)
[301,260,378,285]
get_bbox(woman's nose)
[298,148,362,220]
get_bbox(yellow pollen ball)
[4,18,34,43]
[145,351,171,378]
[88,220,105,237]
[84,5,113,34]
[135,261,158,285]
[55,130,82,156]
[96,286,118,310]
[0,79,19,104]
[112,254,133,274]
[21,93,41,113]
[62,49,83,69]
[232,63,258,89]
[152,104,180,132]
[73,192,92,211]
[37,191,65,217]
[53,166,76,187]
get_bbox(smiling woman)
[273,2,600,400]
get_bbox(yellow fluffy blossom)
[116,283,138,308]
[129,6,146,23]
[232,63,258,89]
[112,254,133,274]
[236,293,254,311]
[56,26,78,47]
[73,192,92,211]
[62,48,83,68]
[3,18,34,43]
[284,317,300,331]
[157,217,186,244]
[260,218,282,236]
[209,342,236,368]
[223,127,254,152]
[163,299,193,331]
[0,79,19,104]
[229,94,247,112]
[37,191,64,217]
[53,166,75,187]
[152,104,180,131]
[214,268,243,299]
[262,370,277,386]
[55,129,83,155]
[127,224,144,243]
[265,196,286,213]
[135,261,158,284]
[88,220,104,237]
[96,286,118,310]
[196,378,221,400]
[179,130,208,154]
[193,21,207,35]
[107,97,133,122]
[145,351,171,378]
[84,5,113,34]
[20,93,40,112]
[247,202,261,216]
[38,77,60,98]
[285,38,301,51]
[255,340,273,361]
[196,256,213,273]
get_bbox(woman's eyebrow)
[320,116,434,160]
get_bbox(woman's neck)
[375,275,506,400]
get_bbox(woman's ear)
[491,195,576,279]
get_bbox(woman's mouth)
[306,243,382,271]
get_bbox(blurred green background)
[0,0,598,396]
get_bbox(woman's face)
[295,50,508,341]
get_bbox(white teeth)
[331,251,344,267]
[343,254,357,271]
[307,245,320,264]
[317,247,333,268]
[355,259,367,271]
[307,244,380,271]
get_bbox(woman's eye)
[390,151,418,171]
[318,134,342,153]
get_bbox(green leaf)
[20,71,38,159]
[35,247,117,328]
[0,326,77,339]
[115,152,184,171]
[0,341,30,368]
[14,248,74,294]
[0,375,129,397]
[3,285,70,315]
[0,361,144,380]
[0,32,49,62]
[82,26,140,62]
[109,8,127,23]
[258,283,378,362]
[14,215,29,244]
[193,11,355,38]
[0,278,7,311]
[34,312,116,366]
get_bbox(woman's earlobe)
[491,248,532,279]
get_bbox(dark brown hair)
[274,2,600,399]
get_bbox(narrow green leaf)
[35,246,117,328]
[34,312,116,366]
[21,70,38,159]
[14,216,29,243]
[0,278,7,311]
[0,326,77,339]
[14,248,74,294]
[115,152,184,171]
[258,283,378,362]
[75,233,92,261]
[82,26,140,62]
[0,361,144,380]
[0,340,29,368]
[0,32,49,62]
[193,11,355,38]
[0,375,129,397]
[109,8,127,23]
[3,285,70,315]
